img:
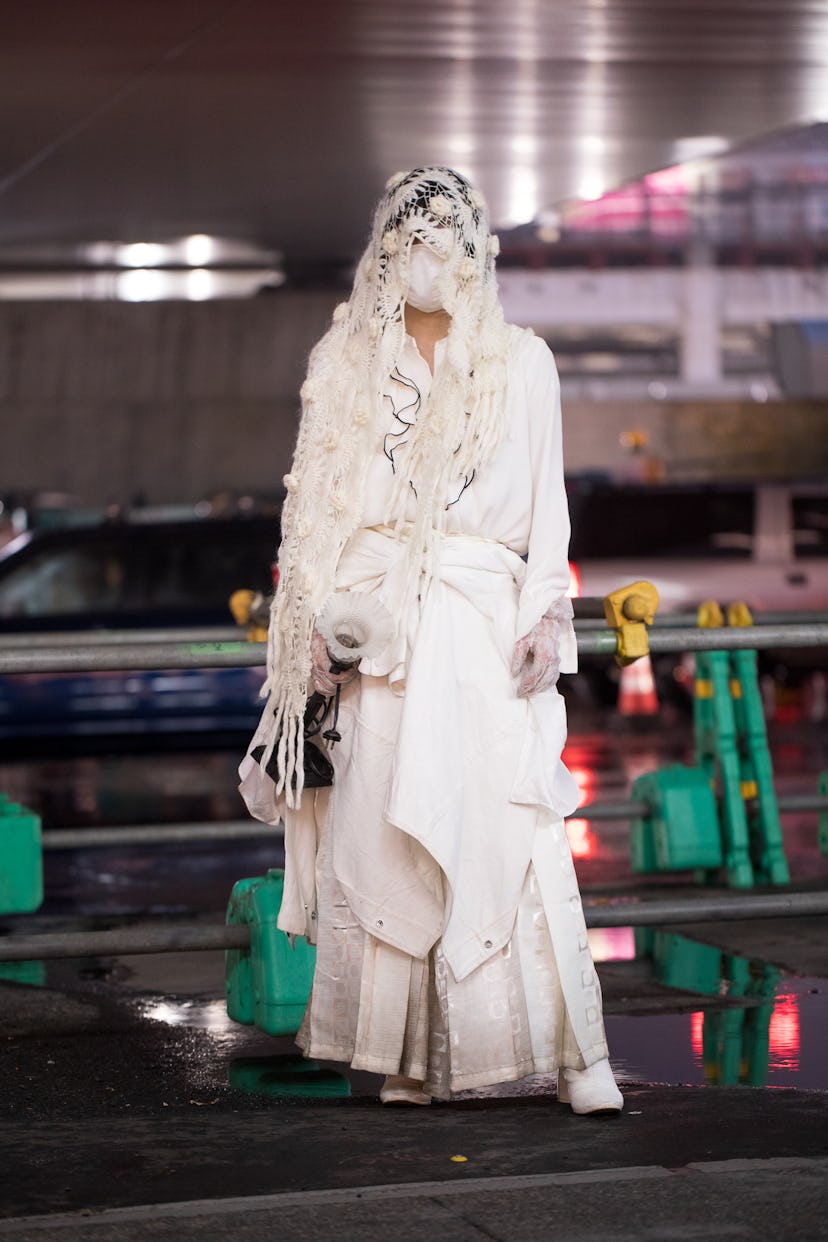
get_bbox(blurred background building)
[1,0,827,514]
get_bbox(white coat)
[239,328,602,1046]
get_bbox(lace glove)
[311,627,360,697]
[511,600,569,697]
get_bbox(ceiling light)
[503,166,540,226]
[118,242,166,268]
[187,268,213,300]
[576,172,605,202]
[511,134,537,158]
[183,234,215,266]
[117,268,167,301]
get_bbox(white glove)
[311,627,359,697]
[511,610,563,697]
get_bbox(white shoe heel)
[379,1075,431,1106]
[558,1060,623,1115]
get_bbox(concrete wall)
[1,295,337,505]
[2,297,827,507]
[562,397,828,480]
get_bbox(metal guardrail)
[572,793,828,822]
[1,623,828,674]
[0,640,255,673]
[0,924,251,962]
[38,792,828,850]
[574,610,828,631]
[584,890,828,928]
[0,627,243,649]
[41,821,279,849]
[2,891,828,962]
[634,625,828,654]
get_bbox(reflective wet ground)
[2,701,827,1101]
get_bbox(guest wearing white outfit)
[240,167,622,1114]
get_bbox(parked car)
[566,477,828,703]
[0,515,280,740]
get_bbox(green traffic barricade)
[694,603,790,887]
[0,795,43,916]
[694,646,756,887]
[630,765,722,876]
[629,601,791,889]
[225,869,316,1036]
[224,873,354,1099]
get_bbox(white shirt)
[361,325,577,654]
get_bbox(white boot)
[379,1075,431,1106]
[558,1059,623,1115]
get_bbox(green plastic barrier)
[0,795,43,915]
[225,869,316,1036]
[630,765,723,875]
[695,646,789,887]
[694,649,755,887]
[0,961,46,987]
[728,648,789,885]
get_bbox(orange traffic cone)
[617,654,659,717]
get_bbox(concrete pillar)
[680,256,722,385]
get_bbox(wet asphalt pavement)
[1,706,828,1238]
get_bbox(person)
[240,167,623,1114]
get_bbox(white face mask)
[406,245,446,312]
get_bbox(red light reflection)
[691,1011,704,1060]
[691,995,800,1075]
[588,926,637,962]
[768,994,800,1071]
[564,765,598,860]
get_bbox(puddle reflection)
[766,994,801,1072]
[89,934,828,1099]
[599,928,827,1092]
[142,997,235,1031]
[229,1055,350,1099]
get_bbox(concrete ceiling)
[2,0,828,268]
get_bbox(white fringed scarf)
[256,166,514,805]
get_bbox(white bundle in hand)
[316,591,395,665]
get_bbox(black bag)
[251,692,335,789]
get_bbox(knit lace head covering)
[257,166,513,805]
